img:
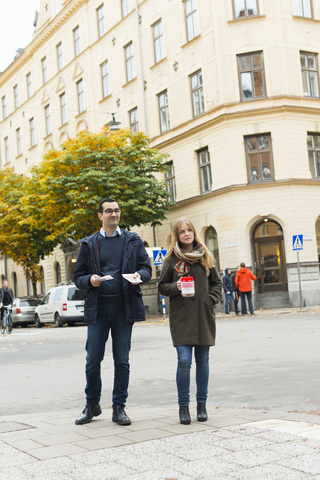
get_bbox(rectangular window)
[77,79,85,113]
[42,57,48,84]
[101,60,110,98]
[74,26,81,57]
[45,105,52,136]
[26,73,33,98]
[97,4,105,38]
[4,137,9,164]
[158,90,170,133]
[16,128,22,156]
[122,0,130,17]
[53,0,62,16]
[245,134,273,182]
[165,162,176,201]
[125,42,136,82]
[14,85,19,109]
[57,42,63,71]
[190,70,205,117]
[238,51,266,101]
[2,96,6,119]
[233,0,258,19]
[300,52,319,97]
[295,0,312,18]
[185,0,199,42]
[307,133,320,177]
[198,148,212,194]
[129,107,139,133]
[153,20,165,64]
[60,92,67,125]
[30,117,36,147]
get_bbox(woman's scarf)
[173,242,210,277]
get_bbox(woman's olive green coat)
[158,255,222,347]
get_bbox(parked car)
[11,297,40,326]
[34,284,87,328]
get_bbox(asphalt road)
[1,309,320,418]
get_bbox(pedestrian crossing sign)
[292,235,303,251]
[153,249,167,265]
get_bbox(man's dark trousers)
[85,302,133,406]
[240,291,253,315]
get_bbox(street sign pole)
[297,250,302,309]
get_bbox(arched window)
[12,272,18,297]
[206,227,220,270]
[40,266,45,294]
[55,263,61,284]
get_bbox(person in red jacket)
[235,263,257,315]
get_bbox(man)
[0,279,14,323]
[74,198,152,426]
[223,268,236,315]
[235,263,257,316]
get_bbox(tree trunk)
[31,271,37,297]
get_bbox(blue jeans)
[85,303,133,407]
[176,345,210,406]
[240,291,253,314]
[225,291,237,313]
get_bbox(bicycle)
[1,305,13,335]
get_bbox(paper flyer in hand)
[122,274,142,284]
[99,275,114,281]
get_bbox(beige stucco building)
[1,0,320,309]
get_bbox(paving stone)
[116,427,172,442]
[25,443,87,460]
[221,446,289,468]
[116,450,184,473]
[277,451,320,475]
[174,456,240,477]
[0,442,37,467]
[0,422,34,434]
[74,435,133,450]
[228,463,312,479]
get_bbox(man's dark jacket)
[222,268,233,293]
[73,229,152,325]
[0,286,14,304]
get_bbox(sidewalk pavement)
[1,405,320,479]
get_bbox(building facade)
[1,0,320,308]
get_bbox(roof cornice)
[0,0,87,87]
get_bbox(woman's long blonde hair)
[165,216,215,269]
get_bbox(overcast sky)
[0,0,40,73]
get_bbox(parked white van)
[34,284,87,327]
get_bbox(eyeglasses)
[103,208,121,215]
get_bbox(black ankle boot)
[197,403,208,422]
[179,405,191,425]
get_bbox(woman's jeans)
[175,345,210,406]
[85,302,133,407]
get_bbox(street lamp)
[105,113,121,132]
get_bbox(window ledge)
[28,144,37,151]
[122,77,137,88]
[292,15,320,23]
[181,34,201,49]
[150,57,167,69]
[15,154,23,159]
[43,133,53,140]
[248,179,275,185]
[241,96,267,102]
[99,94,112,103]
[75,110,87,118]
[228,14,266,23]
[59,121,69,129]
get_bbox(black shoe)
[250,312,255,315]
[112,406,131,425]
[241,313,248,316]
[225,312,230,315]
[179,405,191,425]
[75,404,102,425]
[197,403,208,422]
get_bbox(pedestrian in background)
[223,268,236,315]
[235,262,257,316]
[74,198,152,426]
[158,217,222,425]
[231,266,240,316]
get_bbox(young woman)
[158,217,222,424]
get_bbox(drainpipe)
[135,0,157,247]
[4,255,7,280]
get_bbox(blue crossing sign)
[153,249,167,265]
[292,235,303,251]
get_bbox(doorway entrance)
[253,220,287,293]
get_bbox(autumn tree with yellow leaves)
[0,129,173,295]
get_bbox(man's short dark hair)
[98,198,117,213]
[240,262,245,268]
